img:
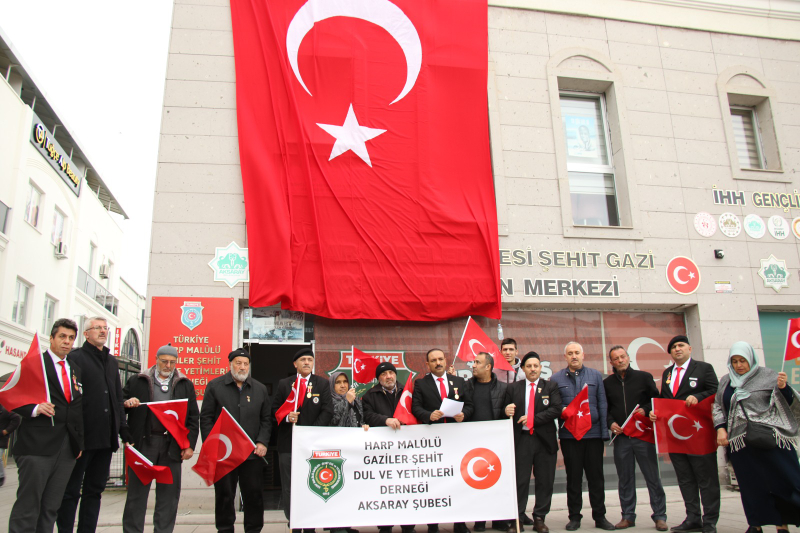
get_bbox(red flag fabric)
[0,335,50,412]
[393,378,417,426]
[455,318,514,372]
[622,410,655,444]
[228,0,501,321]
[192,407,255,486]
[275,378,300,426]
[561,384,591,440]
[125,445,173,485]
[352,347,381,385]
[784,318,800,361]
[653,396,716,455]
[147,399,190,449]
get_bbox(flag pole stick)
[510,411,521,533]
[453,318,471,367]
[608,404,638,445]
[782,320,791,373]
[36,333,55,427]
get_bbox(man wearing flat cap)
[362,361,416,533]
[650,336,719,533]
[271,347,333,533]
[121,343,199,533]
[201,348,271,533]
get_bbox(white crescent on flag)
[792,330,800,349]
[164,410,179,420]
[667,415,692,440]
[466,457,489,481]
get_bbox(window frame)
[42,295,57,334]
[24,182,43,230]
[729,105,766,170]
[51,207,67,246]
[12,278,32,326]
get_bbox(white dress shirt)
[32,349,71,417]
[433,373,449,398]
[524,378,540,417]
[669,358,692,392]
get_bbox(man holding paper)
[120,343,199,533]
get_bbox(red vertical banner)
[148,297,235,399]
[114,327,121,357]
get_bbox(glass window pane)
[51,211,65,245]
[0,200,9,234]
[730,107,763,169]
[561,95,610,167]
[569,172,620,226]
[25,186,41,227]
[13,280,29,326]
[42,297,56,334]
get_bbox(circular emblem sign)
[666,256,701,295]
[718,213,741,238]
[743,214,766,239]
[768,215,789,240]
[792,217,800,240]
[460,448,502,490]
[693,212,716,237]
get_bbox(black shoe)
[0,477,4,487]
[454,527,471,533]
[303,530,316,533]
[428,527,439,533]
[400,528,415,533]
[671,522,703,532]
[491,522,509,531]
[346,529,360,533]
[701,527,716,533]
[380,529,392,533]
[520,515,534,526]
[474,523,486,532]
[566,520,581,531]
[595,518,614,531]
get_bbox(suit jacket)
[270,374,333,453]
[659,359,719,402]
[411,373,473,424]
[13,352,84,457]
[503,378,562,455]
[0,403,21,448]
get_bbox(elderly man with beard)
[362,362,415,533]
[120,343,199,533]
[201,349,271,533]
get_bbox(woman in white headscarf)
[713,341,800,532]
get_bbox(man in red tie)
[650,336,720,533]
[504,352,561,533]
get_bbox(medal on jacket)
[307,382,313,399]
[161,384,169,392]
[247,395,251,402]
[453,387,459,400]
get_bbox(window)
[0,199,9,234]
[51,209,66,245]
[121,329,140,363]
[12,279,31,326]
[24,184,42,228]
[560,93,619,227]
[730,106,765,169]
[88,242,96,275]
[42,296,57,333]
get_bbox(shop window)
[24,183,42,229]
[12,278,31,326]
[42,296,57,334]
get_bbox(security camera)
[714,249,724,259]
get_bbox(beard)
[231,368,250,382]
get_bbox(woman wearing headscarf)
[713,341,800,532]
[329,372,368,429]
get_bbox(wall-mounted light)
[714,249,724,259]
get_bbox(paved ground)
[0,463,766,533]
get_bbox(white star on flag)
[693,420,703,431]
[577,410,585,418]
[487,464,495,472]
[317,104,386,167]
[689,272,696,279]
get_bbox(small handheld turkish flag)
[653,396,715,455]
[275,378,299,426]
[561,384,591,440]
[621,408,655,444]
[393,378,417,426]
[352,347,381,384]
[454,318,513,372]
[0,334,50,412]
[126,445,173,485]
[784,318,800,362]
[192,407,255,486]
[147,399,190,449]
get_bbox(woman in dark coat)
[329,372,367,429]
[713,341,800,532]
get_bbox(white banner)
[290,420,517,528]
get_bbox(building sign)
[148,297,235,399]
[30,114,82,197]
[244,309,305,343]
[499,249,654,270]
[767,215,790,240]
[792,217,800,239]
[502,278,620,297]
[744,214,766,239]
[713,187,800,213]
[326,350,416,397]
[208,241,250,288]
[715,280,733,293]
[666,256,701,295]
[114,327,121,357]
[0,337,28,360]
[758,255,790,292]
[718,213,741,237]
[693,212,717,237]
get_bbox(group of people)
[4,318,800,533]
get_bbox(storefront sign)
[149,297,235,399]
[244,309,305,343]
[758,255,790,292]
[712,188,746,206]
[327,350,416,397]
[744,214,766,239]
[718,213,741,237]
[506,278,620,297]
[30,114,82,197]
[499,249,654,270]
[0,338,27,360]
[666,256,701,295]
[713,188,800,213]
[208,241,250,288]
[114,328,121,357]
[768,215,790,240]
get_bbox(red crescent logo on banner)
[318,467,334,483]
[460,448,501,490]
[665,256,701,295]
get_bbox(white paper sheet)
[439,398,464,417]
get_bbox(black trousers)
[514,431,556,519]
[215,460,264,533]
[57,447,114,533]
[669,452,720,527]
[122,436,182,533]
[561,438,606,521]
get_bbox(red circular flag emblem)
[460,448,501,490]
[317,467,335,484]
[665,256,701,295]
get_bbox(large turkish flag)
[229,0,500,321]
[652,397,716,455]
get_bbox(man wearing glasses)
[57,317,131,533]
[120,343,199,533]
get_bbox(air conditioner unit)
[99,264,109,279]
[55,241,68,259]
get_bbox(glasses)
[87,326,109,332]
[157,359,176,366]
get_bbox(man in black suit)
[411,348,473,533]
[9,318,84,533]
[201,348,271,533]
[650,336,719,533]
[504,352,561,533]
[271,347,333,533]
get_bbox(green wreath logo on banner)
[307,450,346,502]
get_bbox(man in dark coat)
[411,348,473,533]
[58,316,130,533]
[0,401,21,486]
[10,319,84,533]
[603,345,666,531]
[270,347,333,533]
[504,352,561,533]
[201,348,271,533]
[120,343,200,533]
[464,352,509,532]
[650,336,720,533]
